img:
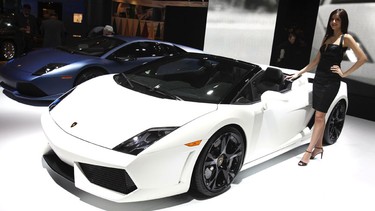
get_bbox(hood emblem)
[71,122,78,128]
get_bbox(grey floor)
[1,88,375,211]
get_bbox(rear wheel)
[323,100,347,145]
[190,126,245,198]
[75,69,105,86]
[1,40,16,60]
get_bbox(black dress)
[313,34,347,113]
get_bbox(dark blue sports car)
[0,35,202,102]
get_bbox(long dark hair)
[325,9,349,39]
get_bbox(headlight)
[113,127,178,155]
[33,63,67,76]
[49,87,75,111]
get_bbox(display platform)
[1,88,374,211]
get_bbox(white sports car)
[41,52,348,203]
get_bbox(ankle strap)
[305,150,312,153]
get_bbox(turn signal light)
[184,140,202,147]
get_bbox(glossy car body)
[42,52,348,202]
[0,35,202,102]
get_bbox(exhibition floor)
[1,89,374,211]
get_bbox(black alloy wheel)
[323,100,347,145]
[1,41,16,60]
[75,69,105,86]
[190,126,245,198]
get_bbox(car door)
[234,74,313,160]
[254,89,313,155]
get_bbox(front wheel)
[190,126,245,198]
[323,100,347,145]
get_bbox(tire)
[323,100,347,145]
[74,69,105,86]
[1,40,16,60]
[190,126,245,198]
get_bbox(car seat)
[256,67,285,94]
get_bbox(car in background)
[0,35,202,102]
[42,52,348,202]
[0,13,18,61]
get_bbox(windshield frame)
[114,53,260,104]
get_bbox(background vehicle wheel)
[1,41,16,60]
[74,69,106,86]
[323,100,347,145]
[190,126,245,198]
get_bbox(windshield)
[57,36,125,56]
[114,55,256,104]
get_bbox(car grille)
[16,82,47,97]
[79,163,137,194]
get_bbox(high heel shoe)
[298,150,312,166]
[310,147,324,159]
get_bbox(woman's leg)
[299,111,326,165]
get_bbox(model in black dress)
[313,34,347,113]
[285,9,367,166]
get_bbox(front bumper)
[0,68,72,102]
[41,112,196,202]
[0,81,61,102]
[43,149,138,195]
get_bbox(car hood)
[6,48,94,73]
[50,75,218,149]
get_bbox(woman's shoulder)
[343,33,353,39]
[343,33,355,47]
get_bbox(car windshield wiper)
[120,73,134,88]
[149,86,183,101]
[117,74,182,100]
[131,80,182,101]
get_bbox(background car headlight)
[33,63,67,76]
[113,127,178,155]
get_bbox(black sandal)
[298,150,312,166]
[310,147,324,159]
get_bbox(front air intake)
[79,163,137,194]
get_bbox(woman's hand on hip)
[331,65,344,77]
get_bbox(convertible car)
[0,35,201,102]
[41,52,348,202]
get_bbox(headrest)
[263,67,284,84]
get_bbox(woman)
[286,9,367,166]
